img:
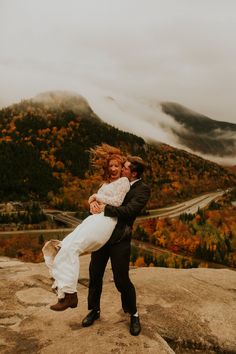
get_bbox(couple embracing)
[43,144,150,336]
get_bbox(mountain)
[161,102,236,157]
[0,92,235,209]
[32,91,99,119]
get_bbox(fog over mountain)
[160,102,236,164]
[32,91,95,117]
[66,91,235,166]
[29,91,236,166]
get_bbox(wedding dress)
[49,176,130,298]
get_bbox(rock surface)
[0,256,235,354]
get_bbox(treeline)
[130,245,200,269]
[0,202,46,225]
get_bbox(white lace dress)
[50,177,130,298]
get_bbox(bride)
[43,144,130,311]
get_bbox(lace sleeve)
[95,177,130,207]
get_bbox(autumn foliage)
[0,100,235,211]
[0,234,44,263]
[132,194,236,268]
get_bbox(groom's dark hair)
[127,155,145,178]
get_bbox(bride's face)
[108,159,122,181]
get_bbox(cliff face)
[0,256,235,354]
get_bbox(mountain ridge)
[161,101,236,157]
[0,92,235,210]
[161,101,236,132]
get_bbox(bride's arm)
[88,181,107,204]
[94,177,130,207]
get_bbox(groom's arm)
[104,185,150,221]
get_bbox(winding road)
[140,190,225,220]
[0,190,226,236]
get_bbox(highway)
[140,190,225,220]
[45,212,81,227]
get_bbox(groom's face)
[122,161,132,180]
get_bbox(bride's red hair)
[90,143,125,181]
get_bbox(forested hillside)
[161,101,236,157]
[0,95,235,210]
[132,188,236,268]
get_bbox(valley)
[1,189,235,270]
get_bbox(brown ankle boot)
[50,293,78,311]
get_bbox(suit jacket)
[104,179,151,244]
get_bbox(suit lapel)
[130,179,142,190]
[123,180,142,204]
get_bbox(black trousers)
[87,238,137,315]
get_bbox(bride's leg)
[52,243,81,298]
[50,220,92,299]
[51,214,115,301]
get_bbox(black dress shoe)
[130,315,141,336]
[82,309,100,327]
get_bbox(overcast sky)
[0,0,236,128]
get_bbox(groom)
[82,155,150,336]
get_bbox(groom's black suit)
[88,179,150,315]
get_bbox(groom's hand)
[90,201,105,214]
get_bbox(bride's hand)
[90,201,105,214]
[90,201,100,214]
[88,194,97,204]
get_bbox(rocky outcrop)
[0,256,235,354]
